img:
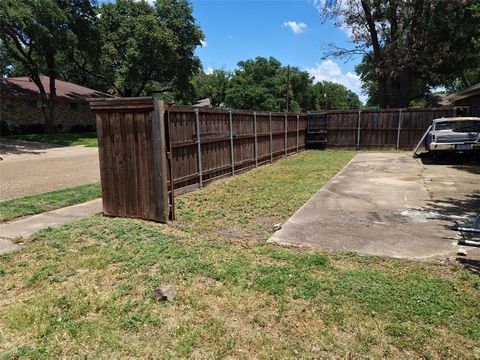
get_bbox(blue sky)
[192,0,365,101]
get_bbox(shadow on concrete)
[420,153,480,175]
[0,139,64,156]
[422,194,480,220]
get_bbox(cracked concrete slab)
[269,153,480,260]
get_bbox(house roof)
[448,83,480,101]
[0,75,111,100]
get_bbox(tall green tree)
[0,0,97,133]
[193,69,231,107]
[319,0,480,108]
[312,81,361,110]
[95,0,203,97]
[215,56,360,112]
[224,57,287,111]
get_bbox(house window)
[70,102,78,110]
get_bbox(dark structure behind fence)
[306,108,455,150]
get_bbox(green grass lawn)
[0,151,478,358]
[0,183,101,222]
[11,132,98,147]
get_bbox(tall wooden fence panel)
[309,108,455,149]
[89,97,169,222]
[167,107,307,192]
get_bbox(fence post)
[269,112,273,163]
[356,110,362,150]
[396,109,402,150]
[296,114,299,152]
[254,111,258,167]
[229,111,235,175]
[152,100,169,222]
[194,108,203,187]
[284,113,288,156]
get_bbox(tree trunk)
[361,0,388,108]
[44,52,57,134]
[29,68,54,133]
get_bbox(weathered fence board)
[89,97,169,222]
[308,108,455,150]
[167,106,306,191]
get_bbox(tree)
[94,0,203,97]
[218,56,360,112]
[193,69,231,107]
[0,0,97,133]
[319,0,480,108]
[223,57,312,112]
[224,57,285,111]
[312,81,361,110]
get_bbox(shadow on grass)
[8,132,98,148]
[0,139,64,156]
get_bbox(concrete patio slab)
[269,153,480,260]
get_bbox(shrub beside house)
[0,75,111,135]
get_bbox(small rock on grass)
[152,285,176,302]
[272,223,282,232]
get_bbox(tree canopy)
[193,57,361,112]
[0,0,97,133]
[94,0,203,97]
[319,0,480,108]
[0,0,204,133]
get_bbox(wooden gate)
[89,97,169,222]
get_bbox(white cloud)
[283,21,307,34]
[200,40,207,48]
[204,67,214,75]
[305,60,366,103]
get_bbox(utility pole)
[285,65,290,112]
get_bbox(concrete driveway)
[0,140,99,200]
[269,152,480,260]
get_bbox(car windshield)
[435,120,480,132]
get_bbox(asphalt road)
[269,152,480,260]
[0,140,99,201]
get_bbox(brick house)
[0,75,111,134]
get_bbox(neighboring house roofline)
[448,83,480,101]
[0,75,111,101]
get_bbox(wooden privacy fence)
[167,106,307,192]
[89,97,169,222]
[307,108,455,150]
[89,97,307,223]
